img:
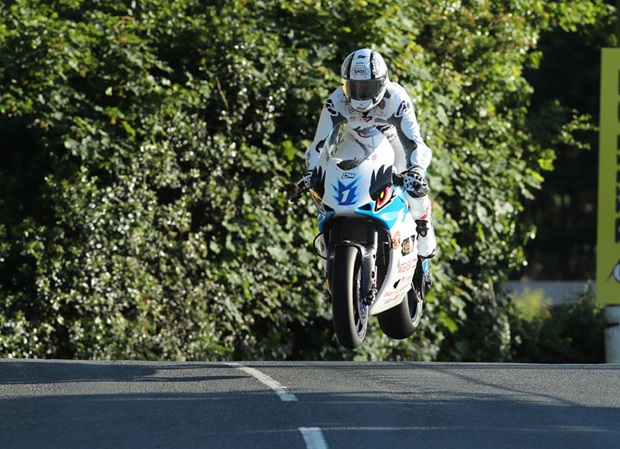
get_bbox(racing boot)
[407,195,437,259]
[415,216,437,259]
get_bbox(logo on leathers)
[325,99,338,116]
[395,100,410,117]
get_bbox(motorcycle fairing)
[312,124,419,316]
[333,177,361,206]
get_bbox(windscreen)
[324,125,383,169]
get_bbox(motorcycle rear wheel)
[331,245,368,349]
[377,259,425,340]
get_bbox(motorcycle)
[292,124,432,349]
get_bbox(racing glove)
[403,167,429,198]
[297,170,313,191]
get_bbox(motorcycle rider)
[298,48,437,259]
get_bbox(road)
[0,360,619,448]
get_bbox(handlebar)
[291,167,405,203]
[392,170,405,186]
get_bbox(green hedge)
[0,0,612,361]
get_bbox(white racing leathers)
[305,82,437,258]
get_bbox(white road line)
[228,363,297,402]
[299,427,329,449]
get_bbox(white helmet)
[340,48,389,113]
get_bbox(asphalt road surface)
[1,360,619,449]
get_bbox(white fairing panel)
[315,125,419,315]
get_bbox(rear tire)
[331,245,368,349]
[377,259,425,340]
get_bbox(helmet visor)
[342,77,385,101]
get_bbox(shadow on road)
[0,360,618,449]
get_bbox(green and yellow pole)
[597,5,620,362]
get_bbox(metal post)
[605,307,620,363]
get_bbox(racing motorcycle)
[292,124,431,349]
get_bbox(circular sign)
[613,263,620,283]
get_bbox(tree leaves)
[0,0,609,361]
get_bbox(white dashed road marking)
[228,363,297,402]
[299,427,329,449]
[229,364,329,448]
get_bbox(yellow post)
[597,48,620,362]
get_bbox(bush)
[0,0,611,360]
[507,286,605,363]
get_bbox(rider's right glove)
[297,170,312,191]
[403,167,429,198]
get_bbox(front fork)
[325,230,379,306]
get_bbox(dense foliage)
[516,1,616,280]
[0,0,613,361]
[507,287,605,363]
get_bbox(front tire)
[331,245,368,349]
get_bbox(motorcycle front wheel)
[331,245,368,349]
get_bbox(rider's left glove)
[403,167,429,198]
[297,170,312,191]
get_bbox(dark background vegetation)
[0,0,614,362]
